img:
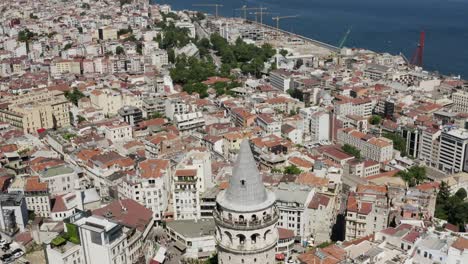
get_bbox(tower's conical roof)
[222,140,268,208]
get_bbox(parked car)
[12,249,24,258]
[0,253,11,261]
[2,244,10,251]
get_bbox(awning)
[275,253,285,260]
[154,247,166,263]
[174,241,187,252]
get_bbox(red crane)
[411,31,425,67]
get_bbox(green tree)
[397,165,426,187]
[455,188,467,201]
[64,88,85,106]
[279,49,288,57]
[116,46,125,55]
[342,144,361,160]
[183,82,209,98]
[283,165,302,175]
[383,132,407,156]
[287,88,304,101]
[136,42,143,55]
[369,115,382,125]
[77,115,86,124]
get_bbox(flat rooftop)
[166,219,215,238]
[40,165,74,178]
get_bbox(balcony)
[213,208,279,231]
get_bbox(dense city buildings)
[0,0,468,263]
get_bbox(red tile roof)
[139,159,170,179]
[308,193,331,209]
[277,227,295,240]
[175,169,197,177]
[93,199,153,232]
[25,176,48,192]
[451,237,468,251]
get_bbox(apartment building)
[164,98,188,120]
[337,128,394,162]
[274,182,315,242]
[299,107,330,142]
[102,121,133,143]
[90,89,141,116]
[305,193,337,245]
[24,176,51,218]
[334,97,373,118]
[118,159,171,221]
[51,59,81,76]
[174,111,205,135]
[0,90,70,133]
[437,127,468,173]
[172,151,214,220]
[38,165,78,195]
[270,69,293,92]
[345,185,390,241]
[418,126,441,167]
[256,113,281,137]
[452,91,468,113]
[0,193,28,232]
[172,169,201,220]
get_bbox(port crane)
[192,4,223,18]
[250,12,278,24]
[235,6,267,21]
[338,28,352,49]
[272,15,299,31]
[410,31,425,67]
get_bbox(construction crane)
[338,27,352,49]
[250,12,278,24]
[193,4,223,18]
[411,31,425,67]
[235,6,267,21]
[272,15,299,31]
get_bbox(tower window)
[241,180,245,185]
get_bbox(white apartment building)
[175,21,196,38]
[334,98,374,118]
[90,89,142,116]
[0,193,28,232]
[174,112,205,135]
[305,193,337,245]
[345,187,390,241]
[270,69,293,92]
[24,176,51,218]
[102,121,133,142]
[337,128,394,162]
[418,126,441,167]
[300,107,330,142]
[453,91,468,113]
[437,127,468,173]
[165,98,188,120]
[38,165,78,195]
[146,49,169,68]
[173,169,201,220]
[118,159,171,221]
[172,150,213,220]
[274,182,315,243]
[256,113,281,137]
[76,216,127,264]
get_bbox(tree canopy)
[369,115,382,125]
[383,132,407,156]
[342,144,361,160]
[396,165,426,187]
[435,182,468,231]
[283,164,302,175]
[64,88,85,106]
